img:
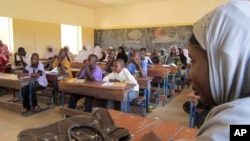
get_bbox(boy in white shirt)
[103,59,139,112]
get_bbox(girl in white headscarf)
[45,45,57,60]
[188,0,250,140]
[75,45,91,63]
[165,45,181,65]
[159,49,167,64]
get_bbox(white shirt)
[25,62,48,87]
[103,68,139,91]
[22,53,31,65]
[75,49,90,63]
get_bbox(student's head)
[58,49,66,59]
[31,53,39,65]
[82,46,86,51]
[160,49,166,56]
[88,54,98,68]
[118,46,125,54]
[170,45,179,56]
[107,46,113,53]
[177,62,182,70]
[132,50,141,62]
[48,46,53,52]
[140,48,146,59]
[18,47,26,56]
[113,59,125,73]
[63,46,69,52]
[108,49,116,60]
[189,1,250,106]
[129,47,134,54]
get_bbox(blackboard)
[94,25,193,52]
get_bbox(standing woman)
[50,49,73,78]
[189,1,250,140]
[165,45,181,65]
[159,49,167,65]
[116,46,128,64]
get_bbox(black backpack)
[17,108,130,141]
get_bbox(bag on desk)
[17,108,130,141]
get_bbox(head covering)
[94,45,102,59]
[193,0,250,105]
[45,45,57,59]
[117,46,128,63]
[169,45,179,56]
[182,49,191,64]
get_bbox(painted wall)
[0,0,94,26]
[95,0,229,29]
[12,19,61,63]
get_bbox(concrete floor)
[0,88,191,141]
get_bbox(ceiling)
[58,0,168,9]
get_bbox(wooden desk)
[135,77,153,111]
[45,72,69,105]
[60,108,197,141]
[0,73,35,111]
[109,110,197,141]
[58,78,135,112]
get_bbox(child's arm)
[133,59,146,77]
[124,69,137,84]
[103,72,115,82]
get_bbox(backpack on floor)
[17,108,130,141]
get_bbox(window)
[61,24,82,54]
[0,16,14,53]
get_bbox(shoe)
[33,106,40,112]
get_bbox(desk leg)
[29,83,33,109]
[53,81,58,105]
[19,89,22,103]
[163,77,168,96]
[61,91,65,107]
[120,92,129,113]
[146,81,152,112]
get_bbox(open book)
[45,67,58,75]
[102,82,127,87]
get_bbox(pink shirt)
[0,44,11,57]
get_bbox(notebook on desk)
[102,82,127,87]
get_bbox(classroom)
[1,0,249,141]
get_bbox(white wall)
[0,0,94,26]
[95,0,228,29]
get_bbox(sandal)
[21,108,28,114]
[33,106,40,112]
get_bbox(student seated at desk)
[18,53,48,113]
[103,59,139,110]
[14,47,31,67]
[140,48,153,67]
[127,50,147,77]
[0,48,11,73]
[103,49,116,76]
[68,54,103,112]
[45,45,57,60]
[50,49,73,78]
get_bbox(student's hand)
[17,73,27,79]
[187,91,199,106]
[133,58,141,66]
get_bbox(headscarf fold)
[193,0,250,105]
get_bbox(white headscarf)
[169,45,179,56]
[182,49,191,64]
[94,45,102,59]
[192,1,250,141]
[45,45,57,59]
[193,0,250,105]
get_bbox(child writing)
[103,59,139,112]
[18,53,48,113]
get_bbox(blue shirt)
[77,65,103,81]
[127,61,147,77]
